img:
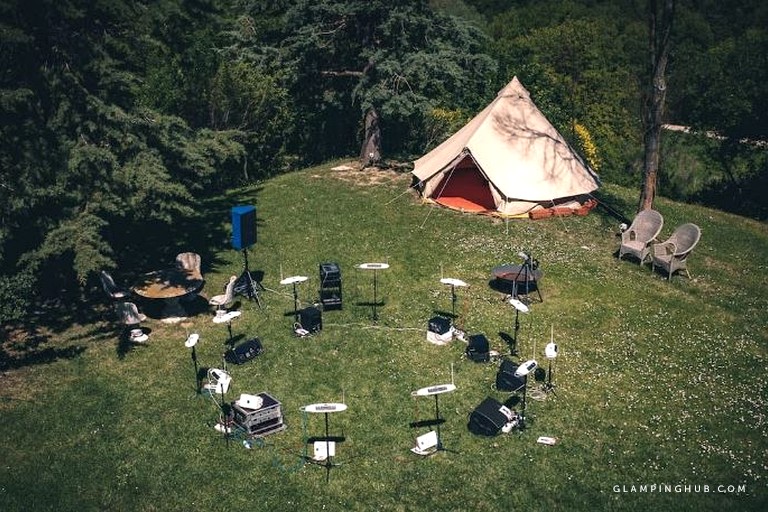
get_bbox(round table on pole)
[439,277,468,319]
[212,310,242,346]
[300,402,348,482]
[132,268,203,323]
[357,263,389,321]
[279,275,308,322]
[411,384,457,453]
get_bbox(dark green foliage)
[237,0,497,161]
[0,271,35,323]
[1,0,766,326]
[0,0,251,309]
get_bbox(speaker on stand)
[231,205,264,306]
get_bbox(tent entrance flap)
[433,159,496,213]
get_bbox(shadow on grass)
[116,330,152,360]
[6,186,268,372]
[591,190,634,226]
[0,343,87,371]
[0,296,112,370]
[498,331,517,356]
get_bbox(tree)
[639,0,675,211]
[0,0,249,319]
[244,0,496,166]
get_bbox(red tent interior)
[433,157,496,213]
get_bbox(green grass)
[1,161,767,511]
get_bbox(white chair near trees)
[100,270,130,301]
[208,275,237,314]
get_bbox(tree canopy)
[1,0,766,322]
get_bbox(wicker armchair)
[619,209,664,265]
[651,223,701,280]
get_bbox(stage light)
[185,333,199,348]
[545,341,558,359]
[514,359,537,377]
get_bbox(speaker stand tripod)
[235,248,264,308]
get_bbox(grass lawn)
[1,161,766,511]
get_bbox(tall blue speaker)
[232,205,257,250]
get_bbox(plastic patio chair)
[100,270,130,300]
[208,275,237,314]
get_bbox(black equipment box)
[428,316,452,335]
[495,360,527,392]
[224,337,263,365]
[299,306,323,333]
[319,262,341,283]
[466,334,490,363]
[468,397,508,436]
[319,262,342,310]
[232,392,286,436]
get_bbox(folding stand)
[510,255,543,303]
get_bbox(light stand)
[358,263,390,322]
[440,278,468,320]
[544,332,558,395]
[185,333,200,395]
[433,394,446,452]
[220,356,231,448]
[509,298,529,354]
[514,360,538,429]
[410,381,457,454]
[213,310,242,347]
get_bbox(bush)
[0,271,35,323]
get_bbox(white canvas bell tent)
[412,77,600,218]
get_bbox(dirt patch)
[313,160,414,187]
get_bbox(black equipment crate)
[319,262,342,310]
[428,316,452,335]
[246,417,287,437]
[466,334,490,363]
[232,392,284,435]
[299,306,323,333]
